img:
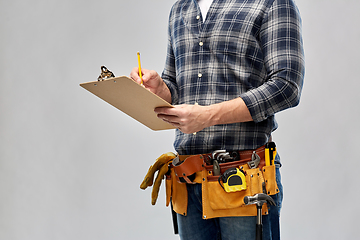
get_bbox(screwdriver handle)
[265,142,276,165]
[271,147,277,165]
[264,147,270,166]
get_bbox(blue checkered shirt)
[161,0,305,155]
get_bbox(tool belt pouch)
[165,156,279,219]
[201,163,279,219]
[165,168,188,216]
[262,164,280,195]
[165,155,206,216]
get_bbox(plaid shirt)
[162,0,305,155]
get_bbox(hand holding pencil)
[130,53,172,104]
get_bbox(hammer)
[244,193,276,240]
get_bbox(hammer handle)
[256,224,262,240]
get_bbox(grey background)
[0,0,359,239]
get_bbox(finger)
[130,67,142,84]
[151,163,170,205]
[156,113,179,126]
[129,67,139,78]
[141,69,158,85]
[154,106,178,116]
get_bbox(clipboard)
[80,76,175,131]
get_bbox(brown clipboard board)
[80,76,175,131]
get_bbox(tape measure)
[218,167,247,193]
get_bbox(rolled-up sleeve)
[161,12,179,105]
[240,0,305,123]
[161,40,179,105]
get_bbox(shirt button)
[198,73,202,78]
[196,15,200,20]
[199,41,203,46]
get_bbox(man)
[131,0,304,239]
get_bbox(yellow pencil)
[137,52,143,85]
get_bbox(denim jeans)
[176,158,283,240]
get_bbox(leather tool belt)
[172,145,266,184]
[165,144,279,219]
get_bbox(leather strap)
[178,145,266,164]
[173,155,206,184]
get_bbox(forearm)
[154,79,172,104]
[206,97,253,127]
[155,97,253,134]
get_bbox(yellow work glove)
[140,152,176,205]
